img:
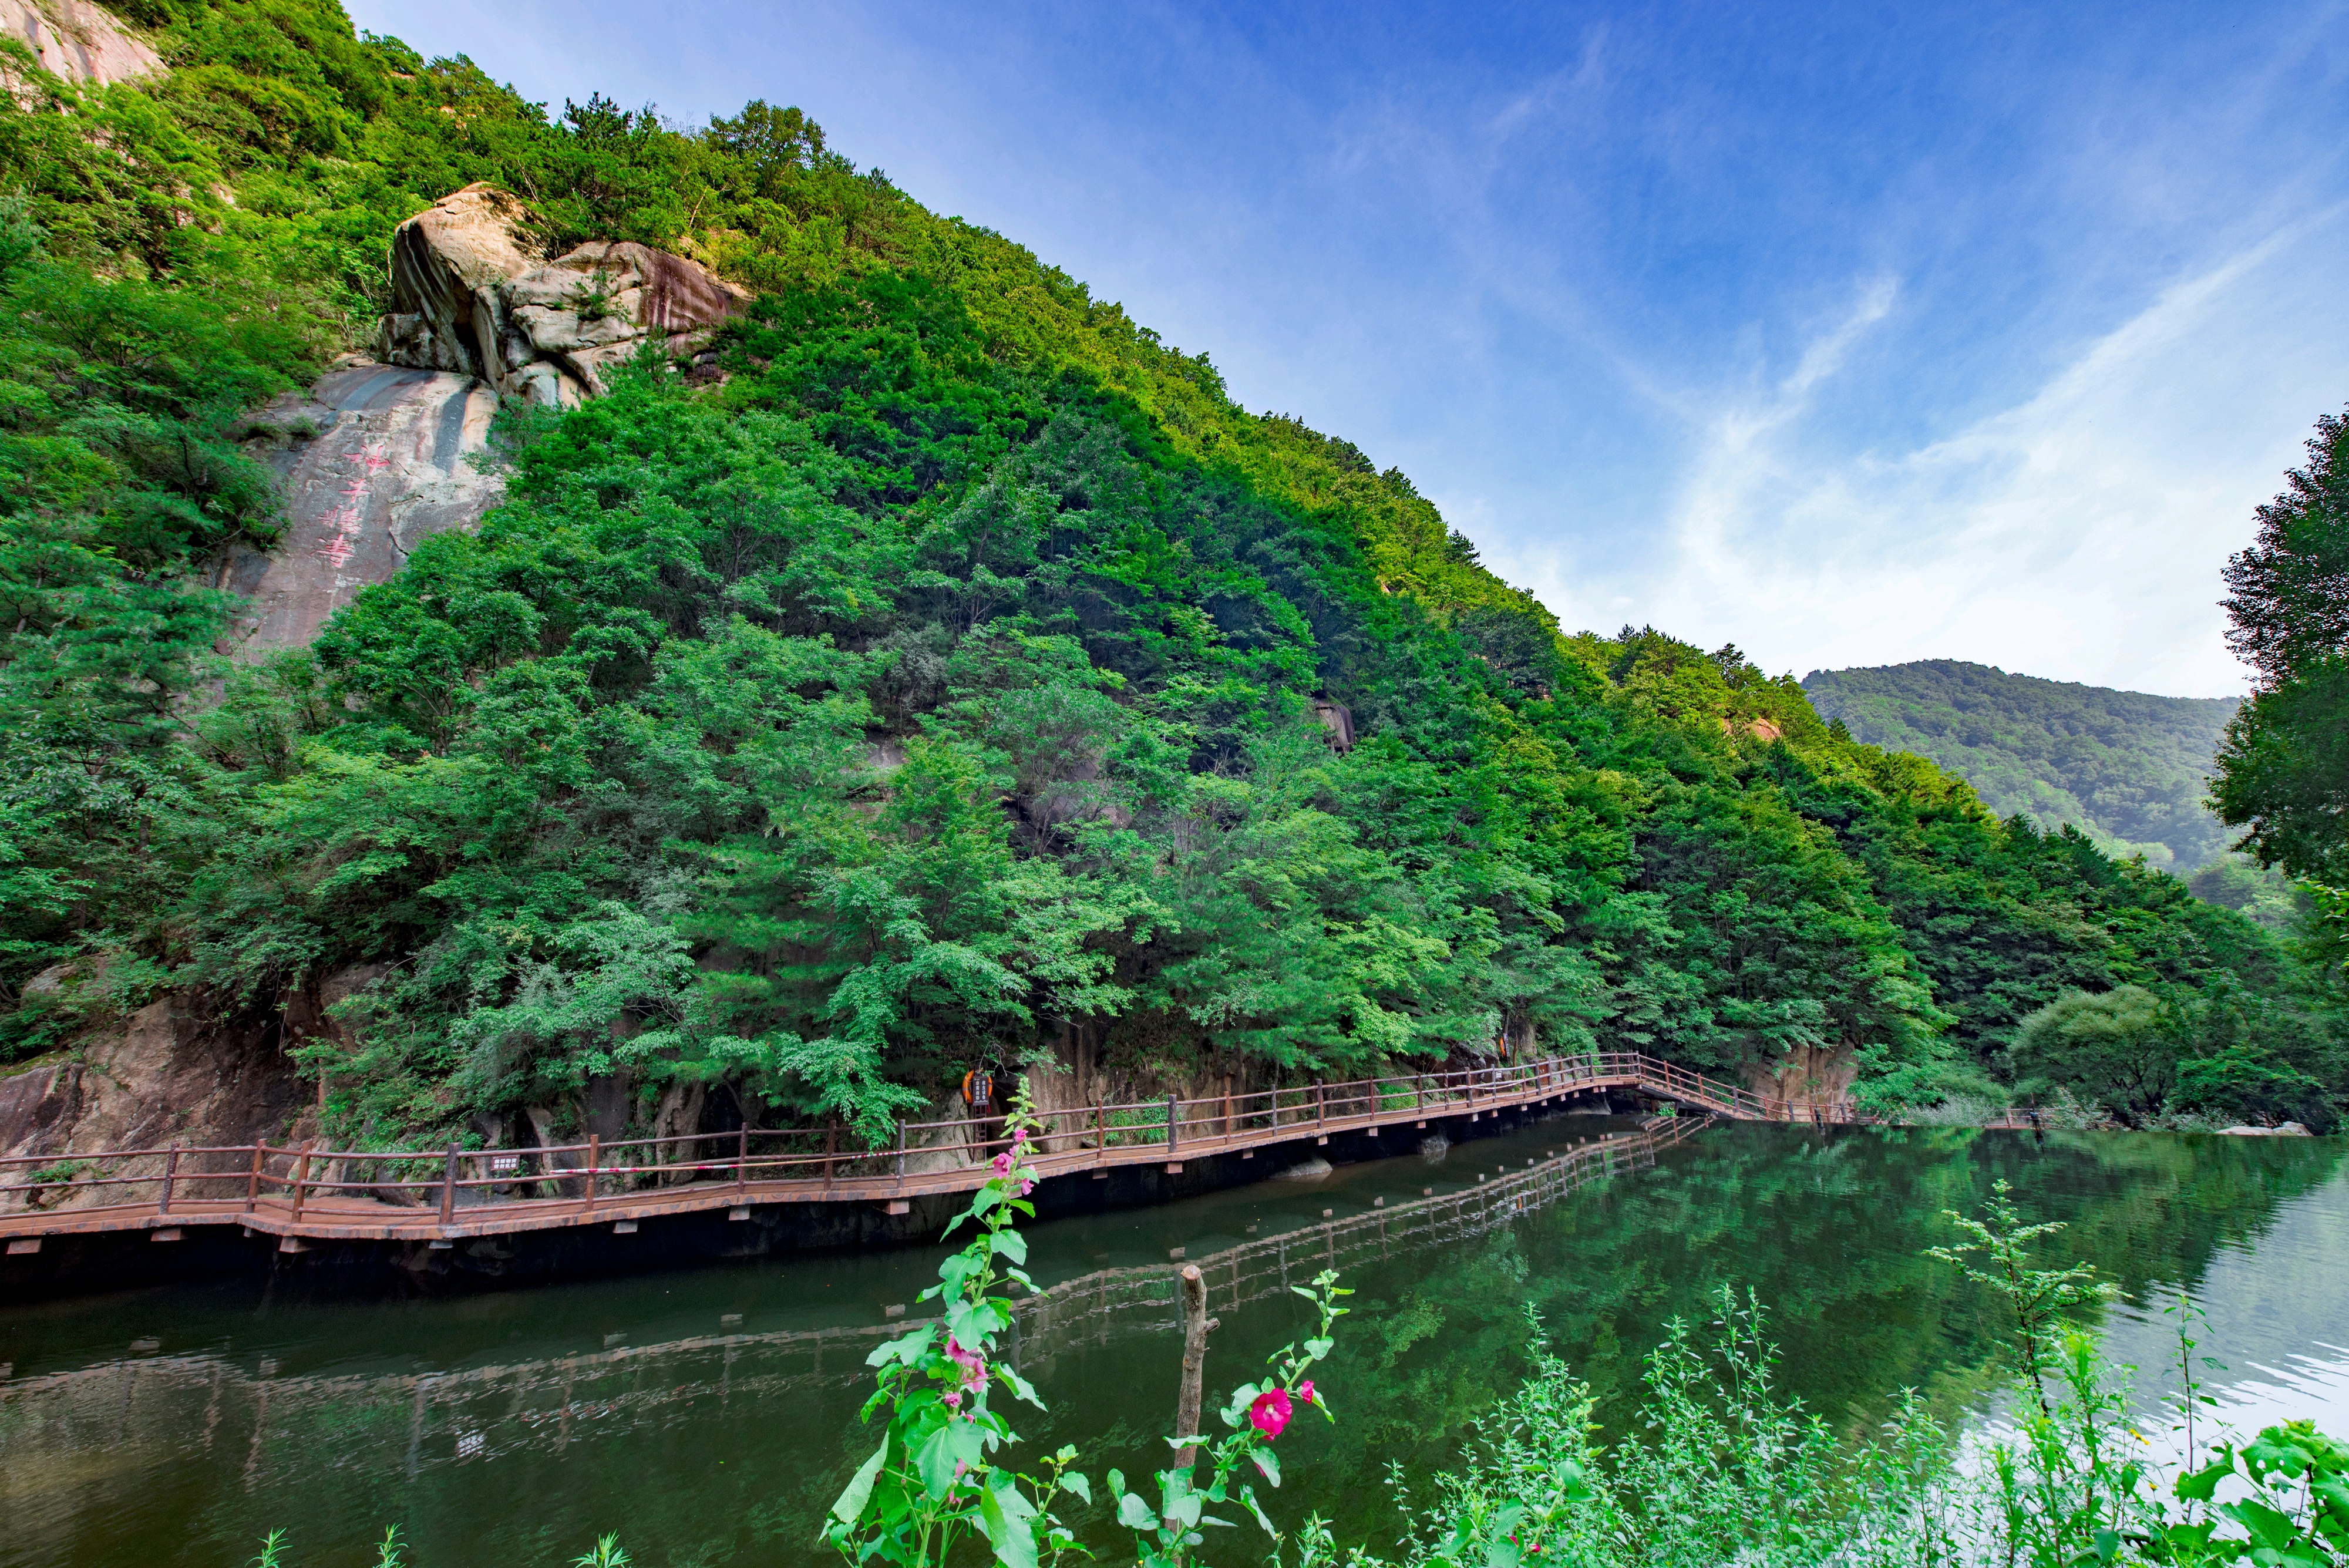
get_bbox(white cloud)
[1497,204,2349,696]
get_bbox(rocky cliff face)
[0,997,306,1214]
[226,364,503,655]
[220,186,752,657]
[373,183,749,408]
[0,0,159,89]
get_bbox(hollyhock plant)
[826,1075,1352,1568]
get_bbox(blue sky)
[349,0,2349,696]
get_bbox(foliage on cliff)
[1801,660,2239,872]
[0,0,2340,1138]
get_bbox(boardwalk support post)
[439,1143,459,1226]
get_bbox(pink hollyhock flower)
[945,1337,986,1387]
[1248,1387,1293,1438]
[1298,1379,1318,1407]
[942,1390,962,1409]
[991,1150,1015,1176]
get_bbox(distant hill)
[1801,661,2240,871]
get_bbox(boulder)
[375,183,549,386]
[376,186,749,407]
[226,363,502,654]
[504,241,753,398]
[1274,1156,1333,1181]
[0,1,160,89]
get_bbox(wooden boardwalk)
[0,1051,1853,1254]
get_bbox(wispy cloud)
[1497,206,2349,696]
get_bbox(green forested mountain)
[1,1,2340,1135]
[1801,661,2239,870]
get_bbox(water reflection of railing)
[0,1122,1701,1483]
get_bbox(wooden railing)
[0,1052,1861,1247]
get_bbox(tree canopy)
[2213,408,2349,900]
[1,0,2340,1142]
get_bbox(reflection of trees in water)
[0,1127,1694,1568]
[0,1125,2334,1568]
[1298,1125,2346,1546]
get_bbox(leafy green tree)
[2214,408,2349,894]
[2008,986,2180,1122]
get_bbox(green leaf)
[1061,1470,1092,1505]
[865,1324,936,1368]
[913,1417,986,1501]
[1251,1445,1281,1488]
[980,1476,1039,1568]
[2221,1499,2301,1552]
[830,1436,888,1525]
[2179,1456,2235,1503]
[1001,1365,1045,1409]
[991,1228,1028,1264]
[1117,1492,1160,1531]
[1238,1483,1276,1536]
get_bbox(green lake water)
[3,1117,2345,1567]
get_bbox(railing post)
[896,1122,907,1185]
[736,1125,749,1189]
[1416,1074,1423,1110]
[159,1145,179,1216]
[289,1140,316,1223]
[1095,1101,1106,1150]
[583,1135,599,1213]
[823,1125,837,1185]
[1166,1095,1179,1155]
[245,1145,264,1213]
[439,1143,459,1226]
[1315,1083,1325,1128]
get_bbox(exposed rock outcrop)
[373,183,749,407]
[0,997,305,1214]
[226,364,502,654]
[0,0,160,89]
[1745,1043,1856,1111]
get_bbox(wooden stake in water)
[1174,1263,1214,1468]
